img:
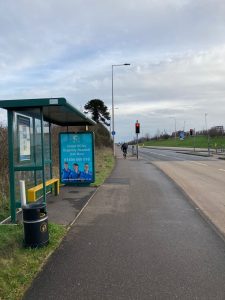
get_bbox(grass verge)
[0,223,66,300]
[143,135,225,149]
[0,208,10,223]
[92,147,115,186]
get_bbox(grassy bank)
[143,135,225,149]
[93,147,115,186]
[0,224,66,300]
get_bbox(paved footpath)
[24,152,225,299]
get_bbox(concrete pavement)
[46,185,97,226]
[23,149,225,299]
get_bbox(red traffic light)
[135,122,140,134]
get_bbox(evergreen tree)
[84,99,110,126]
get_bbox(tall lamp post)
[112,63,130,156]
[170,117,177,140]
[109,107,118,134]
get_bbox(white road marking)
[147,151,167,157]
[147,151,183,160]
[219,169,225,172]
[190,161,208,166]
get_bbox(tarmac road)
[23,150,225,300]
[138,147,225,238]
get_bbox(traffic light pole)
[135,120,140,160]
[136,133,139,160]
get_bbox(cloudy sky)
[1,0,225,141]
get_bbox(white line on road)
[219,169,225,172]
[190,161,208,166]
[146,151,184,160]
[147,151,167,157]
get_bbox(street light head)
[112,63,131,67]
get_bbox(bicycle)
[123,149,127,159]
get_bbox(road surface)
[138,147,225,237]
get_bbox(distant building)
[209,126,224,136]
[213,126,224,134]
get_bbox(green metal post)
[40,108,46,204]
[33,117,37,185]
[7,110,16,223]
[49,123,53,179]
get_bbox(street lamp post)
[169,117,177,140]
[109,107,118,134]
[112,63,130,156]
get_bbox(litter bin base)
[23,221,49,248]
[23,239,49,248]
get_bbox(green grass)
[92,147,115,186]
[0,223,66,300]
[0,207,10,223]
[0,187,10,222]
[143,135,225,149]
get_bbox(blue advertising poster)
[59,132,95,184]
[179,131,185,140]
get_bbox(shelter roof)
[0,97,95,126]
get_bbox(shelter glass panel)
[34,118,42,165]
[36,170,43,185]
[45,164,51,181]
[44,121,50,161]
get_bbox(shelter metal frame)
[0,98,95,222]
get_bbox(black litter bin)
[23,203,49,248]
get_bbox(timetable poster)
[18,115,31,162]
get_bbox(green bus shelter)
[0,97,95,223]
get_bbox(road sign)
[111,131,116,136]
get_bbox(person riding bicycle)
[121,142,128,155]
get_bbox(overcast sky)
[1,0,225,141]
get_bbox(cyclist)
[121,142,128,158]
